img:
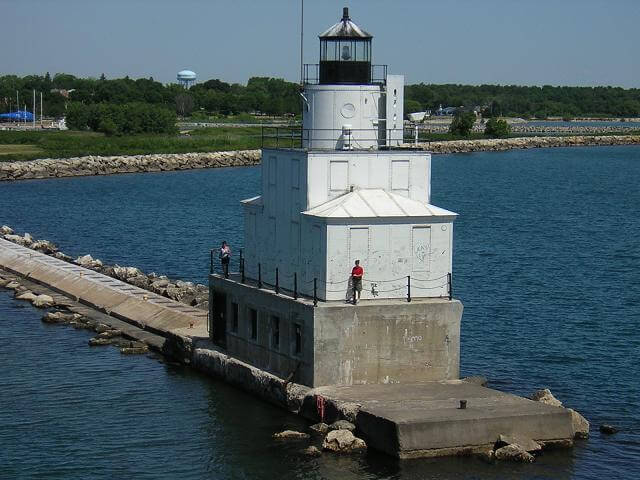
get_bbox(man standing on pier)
[219,241,231,278]
[351,260,363,304]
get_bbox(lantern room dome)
[319,8,372,39]
[318,8,373,85]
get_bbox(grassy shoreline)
[0,127,263,162]
[2,128,639,162]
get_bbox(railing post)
[294,272,298,300]
[448,273,453,301]
[276,127,279,148]
[275,267,280,294]
[258,263,262,289]
[240,249,245,284]
[210,249,214,274]
[313,278,317,307]
[407,275,412,303]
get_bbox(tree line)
[405,84,640,118]
[1,73,639,132]
[0,73,302,120]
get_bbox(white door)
[412,226,431,272]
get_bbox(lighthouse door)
[212,291,227,346]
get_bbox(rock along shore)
[0,149,261,181]
[1,135,639,182]
[417,134,640,154]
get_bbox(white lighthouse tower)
[210,8,463,387]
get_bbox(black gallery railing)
[210,249,453,306]
[261,126,412,149]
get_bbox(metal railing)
[210,249,453,305]
[261,126,410,149]
[303,64,388,85]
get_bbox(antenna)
[300,0,304,85]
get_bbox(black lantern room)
[319,8,372,84]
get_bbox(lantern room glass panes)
[321,39,371,63]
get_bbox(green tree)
[484,117,511,138]
[98,117,118,136]
[65,102,90,130]
[404,99,422,115]
[175,93,194,117]
[449,111,476,136]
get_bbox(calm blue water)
[1,146,639,479]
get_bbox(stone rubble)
[328,420,356,432]
[568,408,590,439]
[418,122,640,135]
[321,429,367,453]
[273,430,310,440]
[531,388,591,440]
[406,134,640,154]
[494,444,535,463]
[0,267,148,357]
[3,228,210,311]
[309,423,330,435]
[0,150,261,181]
[302,446,322,457]
[531,388,563,407]
[495,434,542,454]
[599,424,619,435]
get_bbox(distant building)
[177,70,197,89]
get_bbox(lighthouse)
[209,8,463,387]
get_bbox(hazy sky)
[2,0,639,87]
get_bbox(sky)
[2,0,639,88]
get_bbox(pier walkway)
[0,238,208,340]
[0,237,575,458]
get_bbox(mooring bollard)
[459,400,467,409]
[448,272,453,301]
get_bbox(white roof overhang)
[301,189,457,223]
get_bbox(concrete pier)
[313,382,573,458]
[0,237,576,458]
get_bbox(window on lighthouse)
[341,45,352,60]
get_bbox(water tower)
[177,70,197,89]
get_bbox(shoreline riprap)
[1,135,639,181]
[0,149,260,181]
[0,225,210,310]
[419,134,640,154]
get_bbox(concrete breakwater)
[0,149,261,181]
[422,134,640,154]
[0,226,592,459]
[0,226,210,311]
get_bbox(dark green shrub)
[449,111,476,136]
[484,117,511,138]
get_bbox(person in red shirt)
[351,260,364,304]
